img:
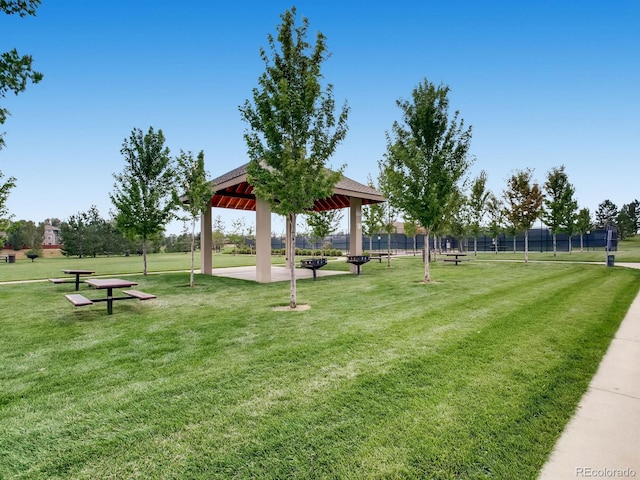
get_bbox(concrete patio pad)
[210,265,349,283]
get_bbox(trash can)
[7,254,16,263]
[606,254,615,267]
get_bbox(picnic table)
[65,278,156,315]
[49,269,95,291]
[442,253,468,265]
[368,252,391,263]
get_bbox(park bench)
[346,255,370,275]
[122,290,157,300]
[300,258,328,280]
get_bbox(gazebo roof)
[208,163,385,211]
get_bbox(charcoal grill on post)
[346,255,370,275]
[300,258,328,280]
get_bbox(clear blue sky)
[2,0,639,236]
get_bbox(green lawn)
[0,252,287,283]
[1,251,639,478]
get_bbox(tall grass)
[0,256,639,478]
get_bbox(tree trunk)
[387,231,391,267]
[568,235,572,254]
[513,236,516,253]
[524,231,529,263]
[288,213,297,309]
[580,234,584,252]
[474,237,478,256]
[552,232,557,257]
[190,219,196,287]
[424,231,431,283]
[142,238,148,276]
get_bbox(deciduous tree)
[467,170,490,256]
[543,165,578,256]
[1,0,43,150]
[305,209,342,257]
[379,78,472,282]
[175,150,212,287]
[502,168,543,263]
[110,127,178,275]
[239,7,348,308]
[575,208,593,252]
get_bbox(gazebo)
[199,163,385,282]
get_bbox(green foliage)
[503,169,543,262]
[239,7,348,218]
[212,215,225,253]
[0,0,43,150]
[60,205,130,258]
[305,209,342,255]
[174,149,212,286]
[595,199,618,229]
[239,7,348,307]
[618,200,639,239]
[0,171,16,228]
[379,78,473,281]
[467,170,490,238]
[110,126,178,275]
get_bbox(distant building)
[44,223,62,246]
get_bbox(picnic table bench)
[346,255,370,275]
[65,278,156,315]
[300,258,328,280]
[442,253,468,265]
[368,252,391,263]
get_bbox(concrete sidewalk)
[538,264,640,478]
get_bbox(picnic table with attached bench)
[442,253,468,265]
[65,278,156,315]
[300,258,328,280]
[49,269,95,291]
[368,252,391,263]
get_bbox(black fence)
[268,228,617,253]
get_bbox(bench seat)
[122,290,156,300]
[65,294,94,306]
[49,278,71,284]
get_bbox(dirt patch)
[272,304,311,312]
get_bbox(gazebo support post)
[255,197,272,283]
[200,202,212,275]
[349,197,363,274]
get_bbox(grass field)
[1,241,640,478]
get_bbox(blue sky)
[2,0,638,236]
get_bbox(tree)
[380,202,398,267]
[617,201,639,240]
[595,199,618,229]
[305,209,343,257]
[175,150,212,287]
[361,175,385,252]
[503,168,543,263]
[212,215,225,253]
[110,127,178,275]
[542,165,578,256]
[619,200,639,238]
[60,206,114,258]
[0,170,16,233]
[486,193,505,254]
[1,0,43,150]
[379,78,473,283]
[575,208,593,252]
[467,170,490,256]
[402,213,420,255]
[228,218,246,255]
[239,7,349,308]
